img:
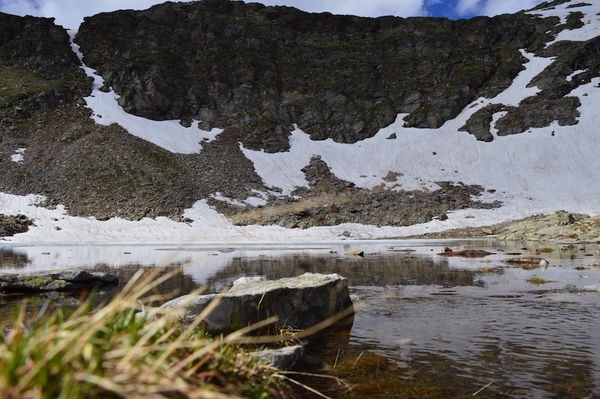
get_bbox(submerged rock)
[438,249,495,258]
[161,273,353,334]
[0,270,118,293]
[503,256,548,270]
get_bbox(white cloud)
[254,0,426,17]
[0,0,39,16]
[456,0,541,17]
[456,0,482,16]
[483,0,540,16]
[0,0,428,29]
[0,0,188,28]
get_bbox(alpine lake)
[1,239,599,398]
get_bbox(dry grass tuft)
[0,270,295,399]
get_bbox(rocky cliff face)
[0,13,88,117]
[0,12,206,220]
[75,0,561,151]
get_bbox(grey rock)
[252,345,304,370]
[382,171,401,182]
[459,104,504,142]
[161,273,353,334]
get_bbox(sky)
[0,0,544,29]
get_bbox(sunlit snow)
[528,1,600,45]
[10,148,25,163]
[68,31,223,154]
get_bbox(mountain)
[1,0,599,243]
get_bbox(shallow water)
[1,240,599,398]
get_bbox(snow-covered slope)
[241,54,600,224]
[1,0,600,244]
[241,50,557,195]
[68,31,223,154]
[530,1,600,44]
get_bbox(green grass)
[0,65,63,105]
[0,271,293,399]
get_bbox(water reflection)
[0,249,27,269]
[200,254,481,292]
[0,242,599,398]
[339,289,600,398]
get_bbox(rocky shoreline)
[0,270,118,293]
[410,211,600,243]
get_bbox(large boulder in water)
[161,273,353,334]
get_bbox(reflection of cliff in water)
[90,264,200,300]
[0,249,28,269]
[199,254,481,292]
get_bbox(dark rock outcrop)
[75,0,560,151]
[459,104,505,142]
[438,249,495,258]
[0,12,89,114]
[495,96,580,135]
[0,214,32,238]
[0,270,118,293]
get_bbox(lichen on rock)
[161,273,354,334]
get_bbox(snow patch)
[67,30,222,154]
[210,192,245,207]
[528,1,600,45]
[10,148,25,163]
[210,192,267,208]
[0,190,559,244]
[490,50,553,106]
[250,189,269,200]
[489,111,507,138]
[566,69,587,82]
[244,196,267,207]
